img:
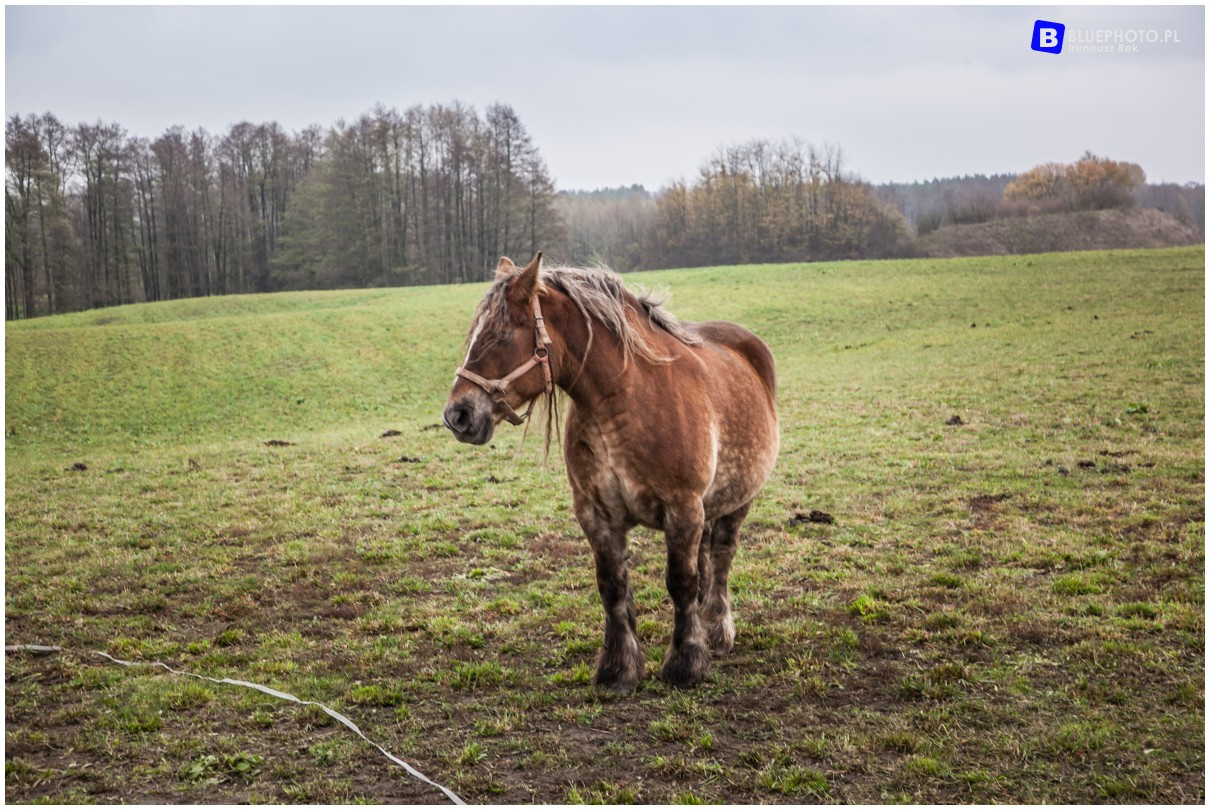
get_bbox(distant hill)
[875,176,1205,234]
[1136,182,1206,227]
[912,208,1204,258]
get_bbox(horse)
[442,253,779,692]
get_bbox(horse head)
[442,252,552,445]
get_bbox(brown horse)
[443,253,779,692]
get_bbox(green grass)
[5,246,1205,803]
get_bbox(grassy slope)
[5,247,1205,803]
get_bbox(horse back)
[689,321,777,400]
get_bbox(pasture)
[5,246,1205,803]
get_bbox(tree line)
[564,154,1203,271]
[555,140,913,272]
[6,107,1204,319]
[273,103,561,290]
[642,139,910,268]
[6,113,311,319]
[5,104,561,319]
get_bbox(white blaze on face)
[458,314,486,382]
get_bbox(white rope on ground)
[4,644,465,805]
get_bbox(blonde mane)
[472,262,700,365]
[548,263,701,366]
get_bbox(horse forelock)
[467,271,541,351]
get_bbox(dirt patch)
[532,533,588,564]
[967,493,1010,512]
[967,493,1010,530]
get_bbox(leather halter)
[455,296,553,425]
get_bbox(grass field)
[5,246,1204,803]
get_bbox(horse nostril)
[444,404,471,433]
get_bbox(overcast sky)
[6,5,1205,190]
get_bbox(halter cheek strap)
[455,296,553,425]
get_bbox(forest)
[5,103,1205,319]
[5,104,561,320]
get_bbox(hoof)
[659,641,710,688]
[593,666,639,695]
[594,642,642,694]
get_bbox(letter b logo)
[1032,20,1065,54]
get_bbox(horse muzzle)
[442,393,495,446]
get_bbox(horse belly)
[703,442,777,520]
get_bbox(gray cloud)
[6,5,1204,189]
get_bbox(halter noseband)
[455,296,553,425]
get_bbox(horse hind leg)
[696,520,714,608]
[701,501,751,654]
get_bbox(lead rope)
[5,644,465,805]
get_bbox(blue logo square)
[1032,20,1065,54]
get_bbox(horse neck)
[544,287,633,410]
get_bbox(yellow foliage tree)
[1003,153,1145,212]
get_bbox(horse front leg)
[578,508,643,694]
[661,500,710,688]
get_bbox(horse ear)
[507,251,543,304]
[495,256,516,278]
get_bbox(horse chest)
[566,418,671,529]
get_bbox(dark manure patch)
[790,510,836,526]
